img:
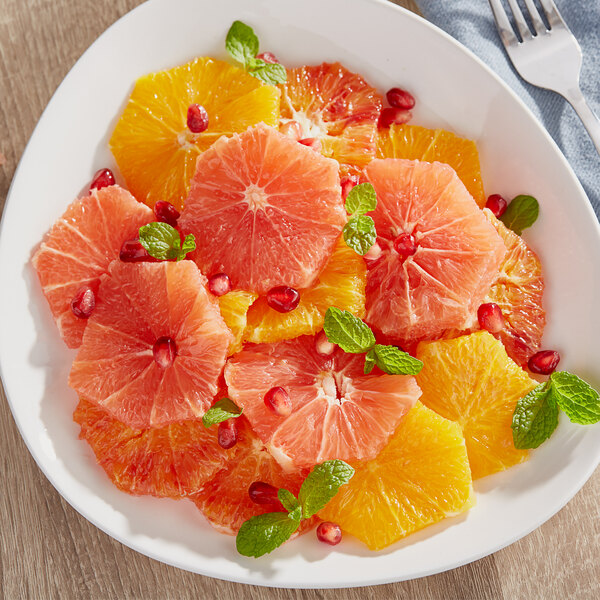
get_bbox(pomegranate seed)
[316,522,342,546]
[70,285,96,319]
[528,350,561,375]
[298,137,322,152]
[266,286,300,313]
[187,104,209,133]
[89,168,115,192]
[477,303,505,334]
[264,386,292,417]
[378,107,412,128]
[256,52,279,64]
[280,120,303,141]
[315,330,336,356]
[248,481,280,505]
[364,241,382,262]
[119,238,155,262]
[340,175,360,199]
[208,272,232,297]
[393,233,417,258]
[386,87,416,110]
[153,336,177,368]
[154,201,180,227]
[485,194,508,218]
[218,419,238,449]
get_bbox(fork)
[488,0,600,155]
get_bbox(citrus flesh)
[377,124,486,206]
[74,398,229,498]
[109,57,281,211]
[179,123,346,295]
[32,186,153,348]
[69,261,232,428]
[319,402,474,551]
[416,331,537,479]
[279,62,382,166]
[225,334,421,469]
[364,158,506,345]
[218,290,258,354]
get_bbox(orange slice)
[218,290,258,354]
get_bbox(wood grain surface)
[0,0,598,598]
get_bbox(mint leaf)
[324,307,375,353]
[139,222,195,261]
[298,460,355,519]
[512,382,559,449]
[236,512,299,558]
[250,62,287,85]
[226,21,259,65]
[345,182,377,216]
[343,215,377,256]
[550,371,600,425]
[365,344,423,376]
[278,489,302,521]
[500,194,539,235]
[202,398,243,428]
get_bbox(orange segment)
[377,124,486,206]
[218,290,258,354]
[416,331,537,479]
[244,236,366,344]
[319,403,474,550]
[109,57,281,210]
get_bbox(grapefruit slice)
[376,124,486,206]
[69,261,232,428]
[279,62,382,166]
[319,403,474,550]
[74,398,229,498]
[416,331,537,479]
[109,57,281,211]
[364,159,506,345]
[179,123,346,295]
[32,185,153,348]
[224,335,421,469]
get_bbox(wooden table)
[0,0,598,597]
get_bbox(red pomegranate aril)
[340,174,360,199]
[256,51,279,64]
[208,272,232,297]
[485,194,508,218]
[386,87,416,110]
[153,336,177,368]
[393,233,417,258]
[364,241,382,261]
[316,522,342,546]
[154,201,180,227]
[218,419,238,449]
[315,330,336,356]
[477,303,505,334]
[264,386,292,417]
[89,168,115,192]
[248,481,280,505]
[378,107,412,128]
[187,103,209,133]
[119,238,154,262]
[298,137,322,152]
[528,350,561,375]
[280,120,303,141]
[70,285,95,319]
[266,286,300,313]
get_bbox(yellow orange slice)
[218,290,258,354]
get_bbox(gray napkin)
[416,0,600,212]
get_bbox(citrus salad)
[32,21,600,557]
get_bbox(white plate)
[1,0,599,588]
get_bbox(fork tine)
[522,0,548,35]
[538,0,567,29]
[488,0,519,46]
[506,0,534,40]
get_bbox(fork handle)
[562,87,600,156]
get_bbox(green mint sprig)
[500,194,539,235]
[202,398,243,428]
[225,21,287,85]
[236,460,354,558]
[342,183,378,256]
[512,371,600,449]
[324,307,422,376]
[139,222,195,262]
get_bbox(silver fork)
[488,0,600,155]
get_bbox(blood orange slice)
[74,398,229,498]
[179,123,346,295]
[224,335,421,469]
[364,159,506,345]
[69,261,232,428]
[279,62,382,166]
[32,186,153,348]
